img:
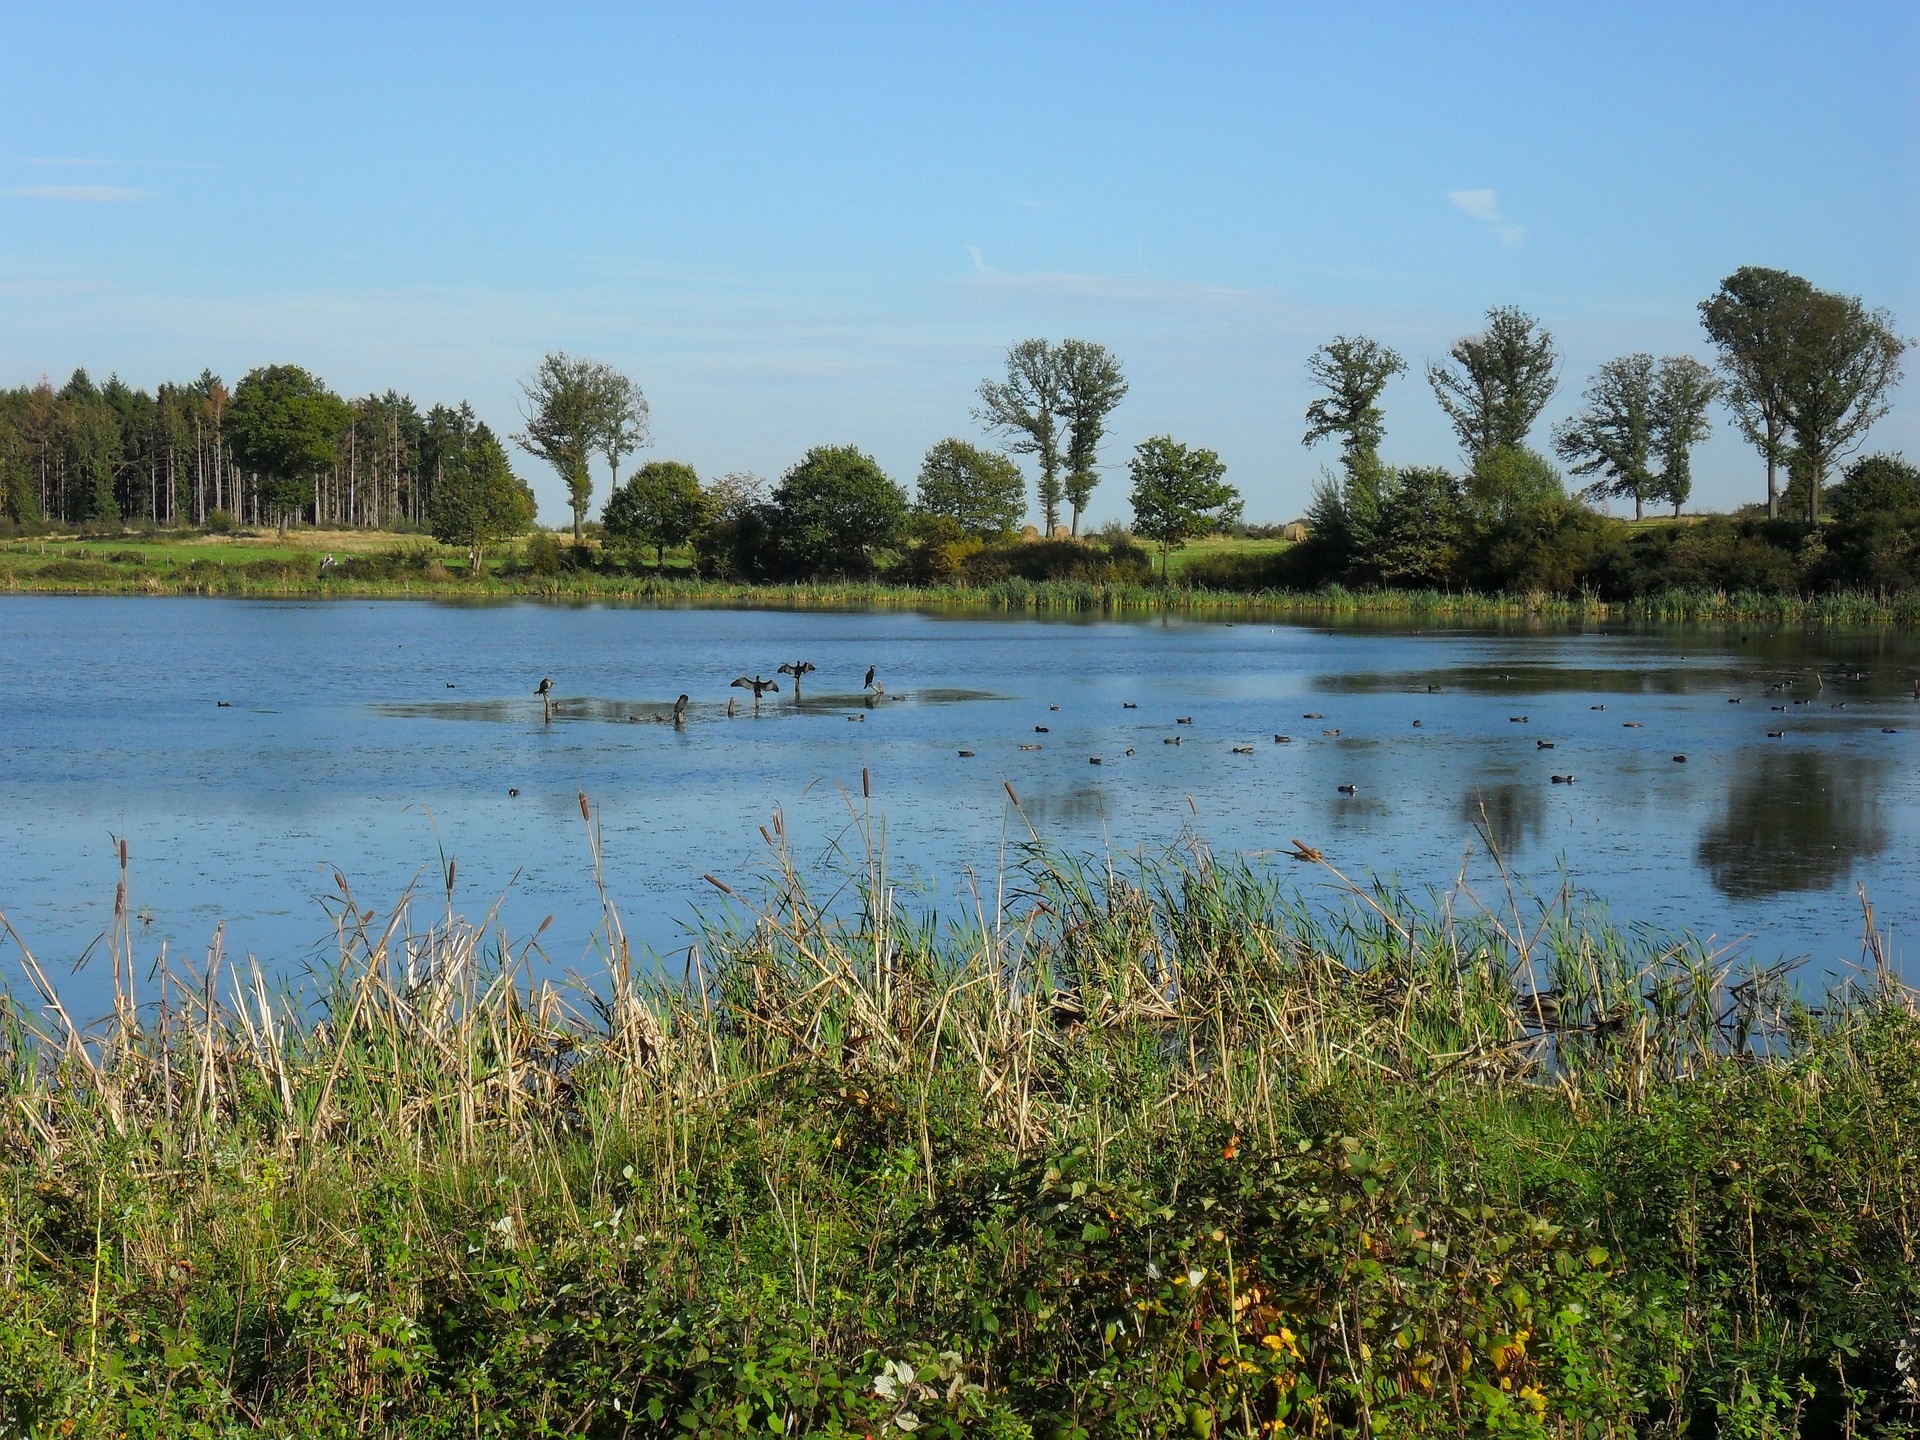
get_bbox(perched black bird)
[864,665,877,690]
[534,677,553,698]
[777,661,816,696]
[731,676,780,703]
[673,694,690,725]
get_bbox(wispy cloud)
[965,245,993,274]
[1007,195,1064,213]
[957,265,1259,307]
[5,184,153,202]
[1447,188,1526,247]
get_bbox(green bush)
[963,536,1152,584]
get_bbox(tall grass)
[2,797,1917,1435]
[8,541,1920,622]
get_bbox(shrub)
[205,509,237,534]
[961,536,1152,585]
[519,530,565,577]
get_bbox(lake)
[2,595,1915,1016]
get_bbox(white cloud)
[1447,188,1526,247]
[966,244,993,274]
[5,184,154,202]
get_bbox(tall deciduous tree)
[1648,356,1719,518]
[227,364,351,534]
[974,339,1066,534]
[1699,266,1815,518]
[603,459,709,568]
[1777,290,1908,524]
[588,362,651,493]
[914,438,1026,539]
[771,444,908,577]
[1554,355,1657,519]
[1127,435,1240,581]
[1427,307,1559,462]
[1056,339,1128,535]
[1303,335,1405,481]
[513,352,602,543]
[429,410,536,571]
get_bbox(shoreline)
[7,556,1920,625]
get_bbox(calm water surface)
[3,596,1916,1015]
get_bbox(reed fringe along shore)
[7,540,1920,625]
[1,798,1918,1436]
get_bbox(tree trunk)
[1764,420,1781,519]
[1634,494,1643,522]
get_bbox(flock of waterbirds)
[533,661,886,726]
[513,660,1910,798]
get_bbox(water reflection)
[1461,780,1548,854]
[1698,747,1889,899]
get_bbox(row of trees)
[585,431,1240,582]
[1301,268,1907,549]
[503,339,1137,549]
[0,366,506,534]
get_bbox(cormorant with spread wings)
[731,675,780,705]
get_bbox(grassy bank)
[2,804,1917,1437]
[6,531,1920,623]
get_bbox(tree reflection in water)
[1698,747,1889,899]
[1460,780,1548,856]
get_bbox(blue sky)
[2,2,1914,526]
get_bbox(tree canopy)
[603,460,709,568]
[227,365,352,531]
[1554,354,1658,518]
[1776,289,1908,523]
[1466,445,1563,524]
[1127,435,1240,580]
[1303,335,1405,482]
[770,445,908,577]
[974,340,1065,533]
[515,352,648,543]
[1427,307,1559,462]
[1700,266,1816,518]
[429,411,536,569]
[1827,453,1920,524]
[1056,339,1128,535]
[915,438,1026,539]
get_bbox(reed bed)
[7,543,1920,624]
[1,795,1917,1437]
